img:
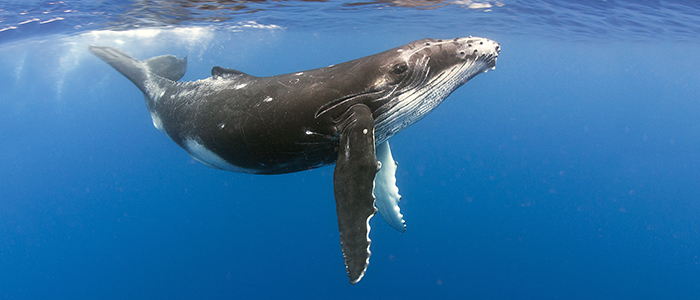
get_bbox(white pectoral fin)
[374,141,406,233]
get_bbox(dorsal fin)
[211,66,252,79]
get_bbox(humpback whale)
[89,36,500,284]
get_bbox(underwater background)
[1,0,700,299]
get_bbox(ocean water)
[1,0,700,299]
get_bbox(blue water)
[2,1,700,299]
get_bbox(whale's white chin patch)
[183,138,247,172]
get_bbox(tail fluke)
[144,53,187,82]
[88,45,187,95]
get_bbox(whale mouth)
[478,52,498,70]
[470,38,500,65]
[460,37,500,82]
[460,36,500,68]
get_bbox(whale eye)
[392,63,408,74]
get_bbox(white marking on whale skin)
[343,135,351,160]
[294,72,304,76]
[352,211,373,285]
[144,73,166,101]
[464,37,500,58]
[218,122,226,129]
[234,83,248,89]
[263,96,273,102]
[373,77,388,89]
[183,138,248,173]
[174,87,198,99]
[150,112,164,132]
[303,129,328,138]
[374,141,406,232]
[353,144,379,284]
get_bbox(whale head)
[372,36,500,143]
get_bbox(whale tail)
[88,45,187,98]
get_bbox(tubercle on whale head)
[396,36,499,57]
[383,37,499,85]
[339,37,500,94]
[431,36,499,66]
[427,36,500,85]
[395,36,500,84]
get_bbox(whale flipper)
[333,104,379,284]
[374,141,406,232]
